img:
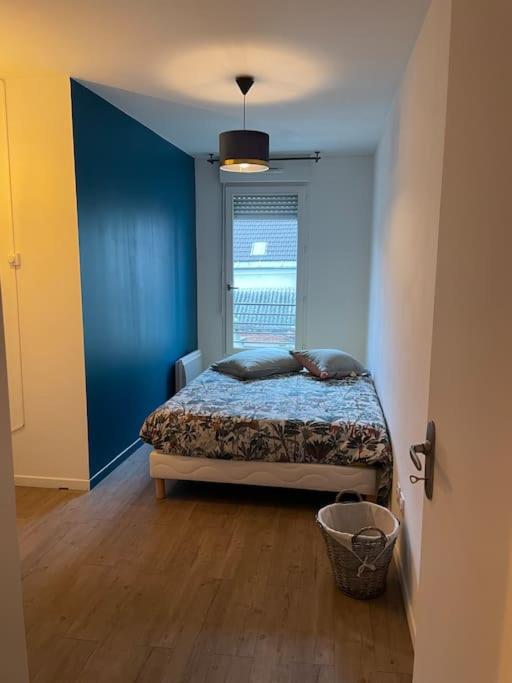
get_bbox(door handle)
[409,421,436,500]
[226,284,239,291]
[410,442,430,471]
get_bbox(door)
[224,185,306,355]
[413,2,512,681]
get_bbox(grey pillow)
[290,348,366,379]
[212,348,301,380]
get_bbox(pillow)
[290,348,365,380]
[211,348,302,380]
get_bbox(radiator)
[175,350,203,391]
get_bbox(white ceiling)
[0,0,430,155]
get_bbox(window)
[224,187,305,353]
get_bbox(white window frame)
[223,184,308,355]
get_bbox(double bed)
[140,358,392,503]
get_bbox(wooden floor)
[16,446,413,683]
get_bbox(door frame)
[222,183,308,356]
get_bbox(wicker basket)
[317,491,399,600]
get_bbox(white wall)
[196,155,374,367]
[367,0,451,639]
[0,76,90,488]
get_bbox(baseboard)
[394,546,416,647]
[14,438,143,492]
[14,474,90,491]
[89,438,142,487]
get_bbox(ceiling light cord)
[243,94,246,130]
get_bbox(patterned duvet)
[140,369,392,502]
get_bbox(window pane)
[232,194,298,349]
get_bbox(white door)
[223,185,306,355]
[413,2,512,681]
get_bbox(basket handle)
[335,490,364,504]
[352,526,387,547]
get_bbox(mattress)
[140,369,392,501]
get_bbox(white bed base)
[150,450,379,501]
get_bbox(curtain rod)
[207,151,321,165]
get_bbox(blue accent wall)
[71,80,197,483]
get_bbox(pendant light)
[219,76,269,173]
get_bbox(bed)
[140,358,392,503]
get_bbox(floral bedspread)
[140,369,392,502]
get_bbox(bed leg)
[155,478,166,500]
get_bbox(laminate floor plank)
[77,641,150,682]
[137,647,176,683]
[29,635,97,683]
[369,565,415,674]
[16,445,414,683]
[368,673,413,683]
